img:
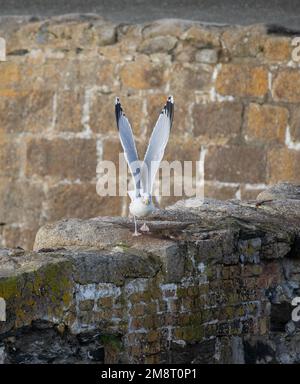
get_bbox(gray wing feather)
[141,96,174,195]
[115,98,141,196]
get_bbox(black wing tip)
[161,95,174,124]
[167,95,174,104]
[115,96,123,129]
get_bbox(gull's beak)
[144,197,150,205]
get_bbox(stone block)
[67,250,160,285]
[0,137,21,176]
[25,138,97,181]
[0,62,20,86]
[263,37,292,62]
[0,89,54,133]
[245,103,288,143]
[45,183,123,222]
[56,90,84,132]
[290,106,300,142]
[267,148,300,184]
[193,102,242,139]
[0,178,44,226]
[195,48,219,63]
[120,56,167,89]
[272,69,300,103]
[205,145,266,183]
[216,64,268,97]
[181,25,220,47]
[221,25,266,58]
[138,36,177,54]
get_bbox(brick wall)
[0,16,299,249]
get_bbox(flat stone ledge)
[34,184,300,263]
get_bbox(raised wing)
[115,97,141,198]
[141,95,174,195]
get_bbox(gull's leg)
[140,222,150,232]
[132,216,141,237]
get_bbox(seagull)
[115,95,174,236]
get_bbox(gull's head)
[142,195,151,206]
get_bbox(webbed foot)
[140,223,150,233]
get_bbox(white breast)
[129,198,154,218]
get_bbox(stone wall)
[0,183,300,364]
[0,15,300,249]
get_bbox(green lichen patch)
[0,257,74,329]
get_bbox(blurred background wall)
[0,11,299,249]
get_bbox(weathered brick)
[0,62,20,86]
[174,42,197,63]
[94,309,113,322]
[164,137,200,164]
[205,145,266,183]
[170,62,213,93]
[147,330,160,343]
[195,48,219,63]
[97,297,113,308]
[245,103,288,143]
[182,25,220,47]
[22,20,116,50]
[215,64,268,97]
[0,178,44,226]
[142,20,188,40]
[151,138,201,200]
[267,148,300,184]
[193,102,242,139]
[0,137,21,176]
[138,36,177,54]
[101,138,124,179]
[92,22,117,46]
[263,37,292,62]
[272,69,300,103]
[56,90,84,132]
[290,106,300,142]
[25,138,97,180]
[79,300,94,311]
[0,89,54,133]
[129,303,146,317]
[78,59,117,89]
[120,56,166,89]
[21,60,69,90]
[45,183,122,221]
[222,25,266,57]
[4,20,40,51]
[130,317,144,330]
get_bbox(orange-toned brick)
[216,64,268,97]
[272,69,300,103]
[267,147,300,184]
[120,56,166,89]
[263,37,292,62]
[246,103,288,143]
